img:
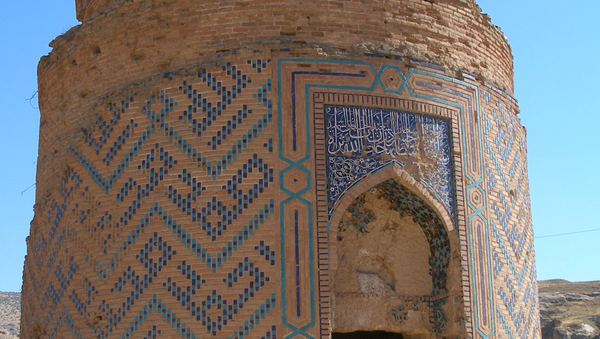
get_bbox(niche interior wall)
[22,0,540,338]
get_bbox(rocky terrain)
[0,280,598,338]
[539,280,600,339]
[0,330,17,339]
[0,292,19,339]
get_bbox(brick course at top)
[36,0,514,197]
[23,0,539,338]
[52,0,514,92]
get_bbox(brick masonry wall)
[23,0,538,338]
[34,0,515,208]
[481,90,540,339]
[70,0,514,93]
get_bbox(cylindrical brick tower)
[22,0,540,338]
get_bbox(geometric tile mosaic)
[28,59,277,339]
[482,91,540,339]
[26,53,538,339]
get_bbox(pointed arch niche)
[328,166,464,338]
[308,97,468,337]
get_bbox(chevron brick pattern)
[22,59,278,339]
[24,50,540,339]
[481,90,540,339]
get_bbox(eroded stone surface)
[331,180,463,338]
[334,192,433,297]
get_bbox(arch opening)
[332,330,405,338]
[330,178,460,338]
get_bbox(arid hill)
[539,280,600,339]
[0,292,19,339]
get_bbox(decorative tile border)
[276,57,495,338]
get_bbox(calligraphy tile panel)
[325,105,455,219]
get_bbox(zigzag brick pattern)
[22,60,278,339]
[481,91,541,339]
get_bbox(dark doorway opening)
[332,331,404,339]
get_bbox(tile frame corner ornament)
[277,57,495,339]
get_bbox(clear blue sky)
[0,1,598,292]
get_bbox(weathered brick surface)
[23,1,538,338]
